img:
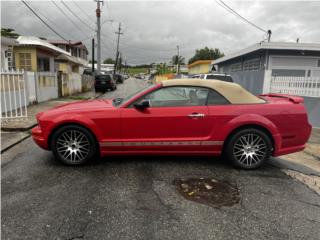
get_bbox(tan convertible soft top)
[162,79,265,104]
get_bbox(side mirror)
[134,99,150,109]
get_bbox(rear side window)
[207,90,230,105]
[96,75,111,81]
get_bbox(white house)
[1,37,17,70]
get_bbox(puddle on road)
[174,178,240,208]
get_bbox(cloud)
[1,0,320,65]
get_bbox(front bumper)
[31,125,48,150]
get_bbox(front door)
[120,86,214,151]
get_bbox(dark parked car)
[113,74,124,84]
[83,68,96,76]
[95,74,116,92]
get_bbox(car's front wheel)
[225,128,272,169]
[51,125,98,165]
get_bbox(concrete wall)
[303,97,320,127]
[230,70,265,95]
[35,72,58,102]
[188,63,212,75]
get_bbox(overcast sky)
[1,0,320,65]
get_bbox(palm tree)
[171,55,185,65]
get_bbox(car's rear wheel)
[225,128,272,169]
[51,125,97,165]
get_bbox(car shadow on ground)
[44,153,280,177]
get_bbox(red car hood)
[52,99,115,112]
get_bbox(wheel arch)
[222,124,275,154]
[47,122,99,151]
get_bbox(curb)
[1,133,31,154]
[269,157,320,177]
[1,123,37,132]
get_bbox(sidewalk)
[1,91,101,131]
[1,91,101,153]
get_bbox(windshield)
[111,84,156,107]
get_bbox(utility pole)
[91,38,95,73]
[176,45,180,75]
[114,22,123,74]
[95,0,103,74]
[267,29,272,42]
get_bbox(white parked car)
[192,73,234,83]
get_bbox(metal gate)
[1,69,28,119]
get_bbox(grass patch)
[127,67,148,75]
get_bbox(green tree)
[103,58,115,64]
[156,63,172,75]
[171,55,185,65]
[188,47,224,64]
[1,28,20,38]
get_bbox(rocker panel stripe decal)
[100,141,223,147]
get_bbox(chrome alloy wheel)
[232,134,267,167]
[56,130,90,163]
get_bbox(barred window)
[19,53,32,71]
[243,58,260,71]
[231,62,242,72]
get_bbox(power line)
[21,0,68,41]
[61,1,96,32]
[51,0,90,39]
[25,1,75,40]
[71,0,96,25]
[215,0,267,33]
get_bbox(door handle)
[188,113,206,118]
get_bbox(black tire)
[51,125,98,165]
[225,128,272,169]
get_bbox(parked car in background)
[32,79,311,169]
[192,73,234,82]
[201,73,233,82]
[113,74,124,84]
[83,68,96,76]
[94,74,116,92]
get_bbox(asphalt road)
[2,78,320,240]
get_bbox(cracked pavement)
[2,78,320,240]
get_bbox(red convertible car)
[32,79,311,169]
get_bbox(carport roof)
[16,36,71,56]
[213,41,320,65]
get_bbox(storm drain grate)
[174,178,240,208]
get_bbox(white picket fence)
[1,69,28,119]
[270,76,320,97]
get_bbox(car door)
[120,86,214,151]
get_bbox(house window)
[19,53,32,71]
[272,69,306,77]
[243,58,260,71]
[37,57,50,72]
[231,62,242,72]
